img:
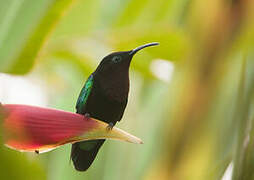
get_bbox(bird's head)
[95,42,159,75]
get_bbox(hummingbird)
[71,42,159,171]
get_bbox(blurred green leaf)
[0,147,46,180]
[0,0,74,74]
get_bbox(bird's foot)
[84,113,90,118]
[106,122,114,131]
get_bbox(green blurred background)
[0,0,254,179]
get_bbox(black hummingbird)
[71,42,159,171]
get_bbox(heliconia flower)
[0,104,142,153]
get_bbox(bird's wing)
[76,74,93,113]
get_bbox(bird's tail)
[71,139,105,171]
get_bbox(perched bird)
[71,42,159,171]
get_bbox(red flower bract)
[1,104,96,152]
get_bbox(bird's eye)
[112,56,122,63]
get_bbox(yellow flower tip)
[79,118,143,145]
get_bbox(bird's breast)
[84,82,128,124]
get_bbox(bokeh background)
[0,0,254,179]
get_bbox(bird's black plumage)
[71,43,159,171]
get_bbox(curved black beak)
[129,42,159,55]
